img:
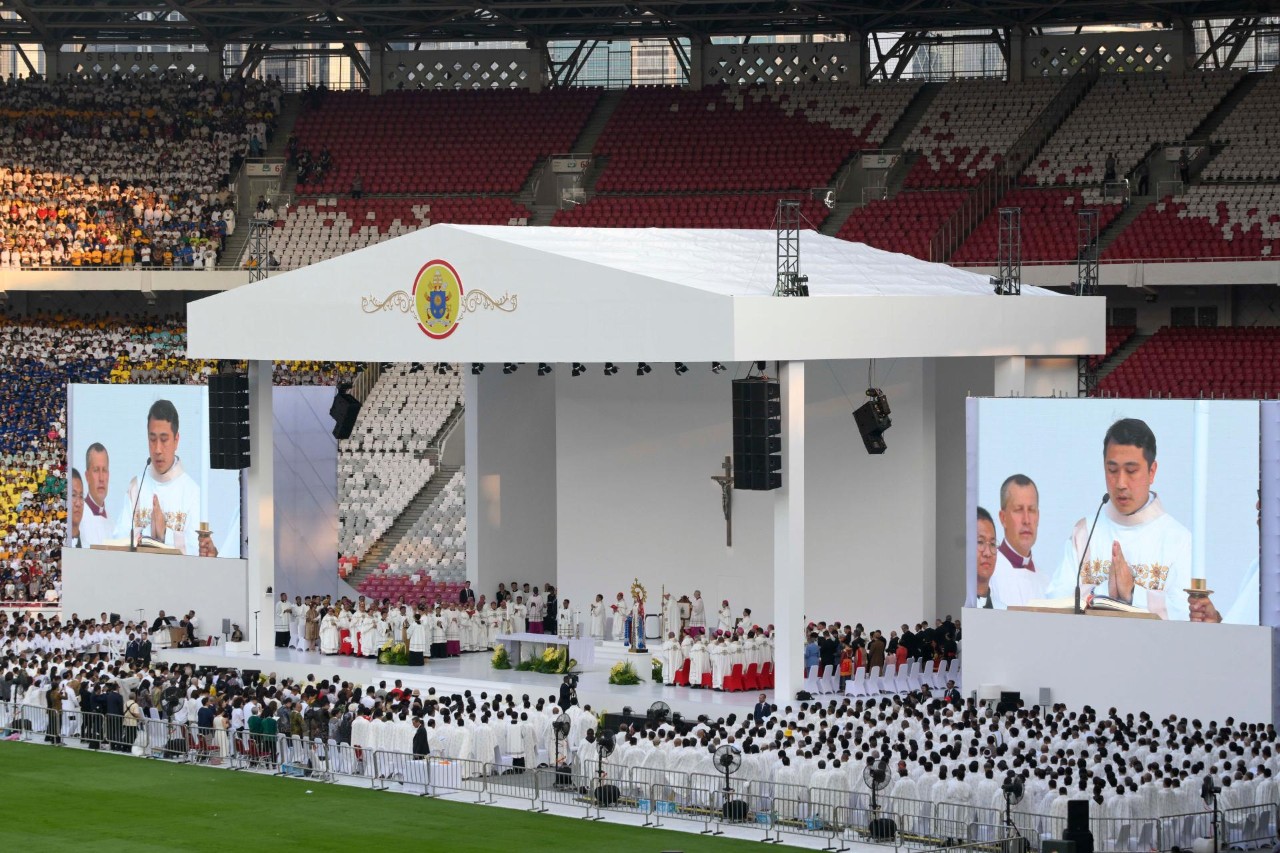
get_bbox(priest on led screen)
[988,474,1046,608]
[116,399,203,556]
[1046,418,1192,620]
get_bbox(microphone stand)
[252,610,261,656]
[128,460,151,552]
[1074,495,1110,615]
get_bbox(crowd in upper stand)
[0,73,280,270]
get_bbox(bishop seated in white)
[1046,417,1192,620]
[115,399,203,556]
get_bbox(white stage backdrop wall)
[467,367,558,596]
[273,386,351,600]
[63,548,248,631]
[551,360,937,628]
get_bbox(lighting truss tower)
[247,219,272,283]
[1076,208,1100,397]
[774,199,809,297]
[995,207,1022,296]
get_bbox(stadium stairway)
[1097,195,1155,256]
[266,93,303,159]
[819,199,860,236]
[349,462,462,587]
[880,82,944,151]
[1095,332,1151,384]
[570,88,625,154]
[1189,71,1264,142]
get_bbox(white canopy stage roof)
[187,225,1101,363]
[187,225,1103,702]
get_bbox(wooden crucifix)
[711,455,734,547]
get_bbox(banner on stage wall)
[67,384,241,559]
[966,397,1262,624]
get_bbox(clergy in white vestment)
[716,601,733,633]
[663,593,681,640]
[660,633,683,685]
[589,595,605,639]
[1046,419,1192,620]
[557,600,574,638]
[319,610,340,655]
[687,635,710,687]
[988,474,1046,608]
[689,591,706,632]
[610,592,627,641]
[117,400,202,555]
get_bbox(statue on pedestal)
[626,578,648,653]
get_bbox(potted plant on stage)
[378,641,409,666]
[609,660,641,686]
[491,643,512,670]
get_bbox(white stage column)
[774,360,805,703]
[246,359,276,654]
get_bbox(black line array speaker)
[209,372,250,470]
[732,378,781,491]
[330,390,361,441]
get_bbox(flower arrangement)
[491,643,511,670]
[378,641,409,666]
[651,657,663,683]
[609,660,641,686]
[507,645,576,674]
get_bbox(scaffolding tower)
[774,199,809,297]
[995,207,1022,296]
[1076,208,1101,396]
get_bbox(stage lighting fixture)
[571,363,586,377]
[434,362,450,375]
[674,362,689,375]
[537,363,553,376]
[853,387,893,455]
[711,362,727,374]
[503,362,519,375]
[636,362,652,376]
[603,362,618,376]
[471,363,484,375]
[755,361,766,372]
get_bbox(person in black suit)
[411,716,430,758]
[558,675,577,709]
[102,683,125,751]
[458,581,476,606]
[817,631,838,678]
[942,679,962,708]
[138,633,153,667]
[753,694,772,722]
[899,624,916,660]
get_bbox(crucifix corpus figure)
[711,455,734,547]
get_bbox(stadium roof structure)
[187,224,1101,364]
[0,1,1273,45]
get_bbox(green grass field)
[0,742,775,852]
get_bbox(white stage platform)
[962,606,1273,721]
[158,644,770,720]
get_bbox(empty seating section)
[1099,327,1280,399]
[275,197,530,269]
[382,468,466,582]
[1204,70,1280,181]
[903,79,1061,189]
[337,365,461,561]
[950,188,1123,265]
[836,191,965,260]
[551,193,829,229]
[1090,325,1136,369]
[1025,71,1243,187]
[290,88,600,195]
[593,83,919,192]
[1104,185,1280,260]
